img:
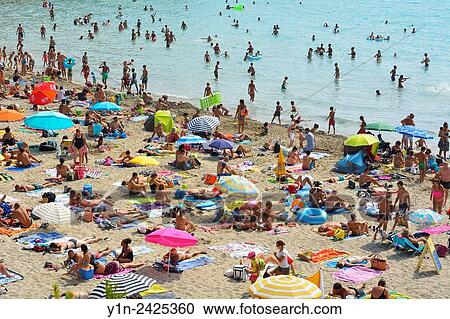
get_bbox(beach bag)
[174,189,186,200]
[74,166,88,180]
[348,180,356,189]
[333,228,346,241]
[273,142,280,154]
[39,141,57,151]
[204,174,217,185]
[42,192,56,203]
[232,265,247,281]
[370,254,388,270]
[436,244,448,258]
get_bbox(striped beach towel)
[85,170,103,179]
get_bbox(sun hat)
[247,251,256,259]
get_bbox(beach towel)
[175,255,214,271]
[323,258,368,269]
[44,168,57,177]
[341,234,367,241]
[15,231,64,244]
[93,268,134,280]
[266,228,290,235]
[0,270,23,285]
[208,242,269,258]
[0,223,39,237]
[128,197,156,205]
[25,187,62,198]
[421,225,450,235]
[131,115,148,122]
[5,163,40,172]
[117,220,141,229]
[0,173,14,181]
[141,291,178,299]
[140,284,167,296]
[85,169,103,179]
[0,194,18,203]
[331,265,384,284]
[310,248,349,263]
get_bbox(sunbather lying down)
[14,181,58,192]
[163,248,207,266]
[94,260,144,275]
[0,259,13,278]
[188,188,221,199]
[48,236,107,254]
[335,255,375,268]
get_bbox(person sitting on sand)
[0,259,13,278]
[286,147,300,165]
[16,148,33,167]
[392,150,405,169]
[234,215,257,231]
[115,150,134,165]
[14,181,58,192]
[155,184,171,204]
[301,150,315,170]
[347,213,369,236]
[257,212,273,231]
[325,190,352,212]
[163,248,207,266]
[175,209,195,232]
[1,146,14,162]
[151,122,165,140]
[309,182,326,208]
[175,145,198,169]
[330,282,366,299]
[246,252,266,283]
[58,100,74,116]
[217,156,233,178]
[359,167,382,188]
[166,128,180,143]
[68,190,113,208]
[8,203,32,228]
[148,172,168,193]
[56,158,73,180]
[67,244,93,275]
[48,236,106,254]
[127,172,147,196]
[369,279,390,299]
[336,255,374,268]
[0,127,16,146]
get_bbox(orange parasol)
[0,109,25,122]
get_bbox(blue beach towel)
[16,232,64,244]
[5,163,40,172]
[176,255,214,271]
[323,258,368,269]
[0,270,23,285]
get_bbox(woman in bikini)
[14,181,58,192]
[68,190,113,208]
[48,236,106,254]
[163,248,207,266]
[370,279,390,299]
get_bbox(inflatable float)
[296,208,327,225]
[247,55,262,61]
[200,92,222,110]
[63,57,76,69]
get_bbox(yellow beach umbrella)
[249,275,322,299]
[129,156,160,166]
[274,149,286,177]
[344,134,378,147]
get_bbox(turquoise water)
[1,0,449,138]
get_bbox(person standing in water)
[141,65,148,92]
[334,63,340,79]
[374,50,382,62]
[326,107,336,135]
[248,80,257,102]
[271,101,283,125]
[204,82,213,97]
[214,61,221,80]
[204,51,211,63]
[99,61,110,89]
[390,65,397,81]
[349,47,356,59]
[421,53,430,67]
[281,76,288,90]
[398,75,409,88]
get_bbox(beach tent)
[249,275,322,299]
[335,151,366,174]
[154,110,174,133]
[143,113,155,131]
[31,203,72,225]
[89,273,156,299]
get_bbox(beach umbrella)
[0,109,25,122]
[90,101,122,112]
[395,126,434,139]
[129,156,159,166]
[29,82,57,105]
[209,139,234,150]
[24,111,74,130]
[187,116,220,132]
[249,275,322,299]
[31,203,72,225]
[274,149,286,177]
[409,209,443,226]
[344,134,379,147]
[175,134,207,146]
[145,228,198,248]
[89,273,155,299]
[365,122,395,132]
[218,175,259,198]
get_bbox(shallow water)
[1,0,449,139]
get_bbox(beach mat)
[15,231,64,244]
[5,163,40,172]
[323,258,368,269]
[0,270,23,285]
[25,187,62,198]
[0,223,39,237]
[175,255,214,271]
[421,225,450,235]
[208,242,269,258]
[310,249,349,263]
[141,291,178,299]
[93,268,134,280]
[331,265,383,284]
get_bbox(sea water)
[0,0,449,140]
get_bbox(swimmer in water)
[374,50,382,62]
[390,65,397,81]
[349,47,356,58]
[312,35,315,41]
[421,53,430,67]
[247,63,255,76]
[204,51,211,63]
[398,75,409,88]
[290,101,297,112]
[281,76,288,90]
[307,48,313,59]
[376,90,381,96]
[248,80,257,102]
[214,61,221,80]
[334,63,340,79]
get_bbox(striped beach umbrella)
[218,175,259,198]
[187,116,220,132]
[395,126,434,139]
[175,134,207,146]
[89,273,155,299]
[249,275,322,299]
[31,203,72,225]
[409,209,443,226]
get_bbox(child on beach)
[416,147,427,182]
[246,252,265,283]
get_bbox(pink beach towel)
[421,225,450,235]
[93,268,134,279]
[331,266,383,284]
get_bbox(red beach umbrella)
[29,82,57,105]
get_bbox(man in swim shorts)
[99,61,110,88]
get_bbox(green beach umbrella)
[365,122,395,132]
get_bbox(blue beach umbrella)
[90,101,122,112]
[395,126,434,139]
[209,139,234,150]
[24,111,74,130]
[409,209,443,226]
[175,134,207,146]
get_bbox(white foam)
[425,83,450,94]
